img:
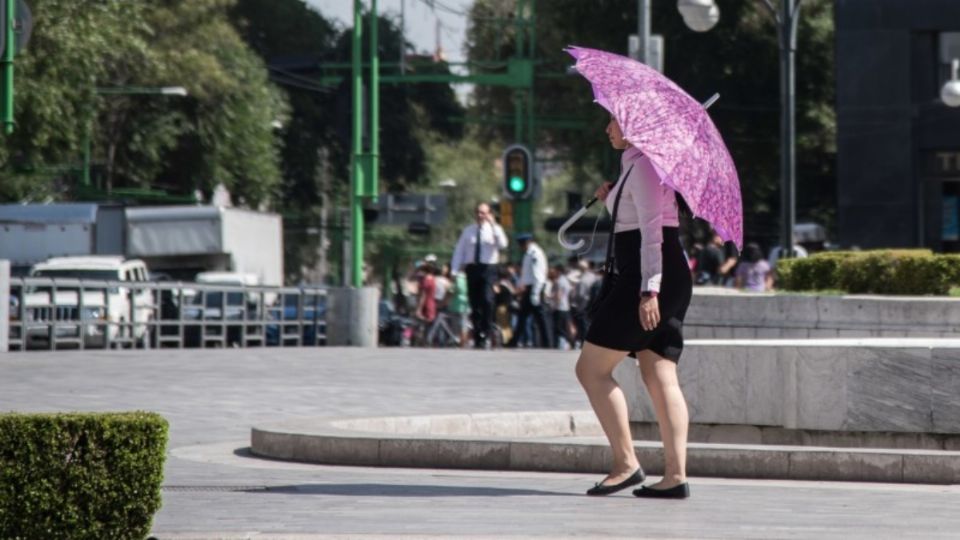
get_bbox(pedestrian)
[492,265,516,346]
[506,233,550,348]
[734,242,774,292]
[414,261,437,345]
[448,265,471,347]
[697,231,738,285]
[433,259,453,310]
[570,259,597,346]
[451,202,509,348]
[576,115,694,499]
[549,264,576,349]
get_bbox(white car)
[23,256,154,348]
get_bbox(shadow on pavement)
[248,483,574,497]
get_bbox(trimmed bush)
[0,412,168,540]
[777,251,856,291]
[778,249,960,295]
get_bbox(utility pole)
[776,0,801,260]
[637,0,651,65]
[350,0,380,287]
[1,0,15,134]
[509,0,534,243]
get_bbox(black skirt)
[585,227,692,362]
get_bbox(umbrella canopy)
[566,45,743,250]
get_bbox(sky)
[305,0,475,64]
[305,1,477,102]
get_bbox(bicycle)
[417,310,462,348]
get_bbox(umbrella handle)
[557,197,598,251]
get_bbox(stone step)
[250,411,960,485]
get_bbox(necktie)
[474,223,482,263]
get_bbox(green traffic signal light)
[502,144,533,200]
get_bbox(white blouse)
[604,147,680,294]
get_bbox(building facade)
[836,0,960,251]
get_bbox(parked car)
[265,292,326,346]
[182,272,261,347]
[23,256,153,348]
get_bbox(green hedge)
[0,412,168,540]
[778,250,960,295]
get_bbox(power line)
[268,74,333,94]
[416,0,470,17]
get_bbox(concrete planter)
[685,289,960,339]
[617,338,960,436]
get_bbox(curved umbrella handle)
[557,197,598,251]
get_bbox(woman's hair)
[743,242,763,264]
[675,193,693,218]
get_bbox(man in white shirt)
[550,264,575,349]
[507,233,550,348]
[451,202,509,348]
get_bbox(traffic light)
[502,144,533,200]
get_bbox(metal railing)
[8,278,327,351]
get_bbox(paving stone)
[3,347,960,539]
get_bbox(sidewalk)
[2,347,958,538]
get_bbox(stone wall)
[615,339,960,435]
[685,289,960,339]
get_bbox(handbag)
[585,165,633,319]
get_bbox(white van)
[24,256,154,348]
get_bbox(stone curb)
[250,411,960,485]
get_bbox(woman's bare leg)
[575,342,640,484]
[637,350,688,488]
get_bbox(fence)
[7,277,327,351]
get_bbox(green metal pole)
[521,0,536,237]
[2,0,16,134]
[351,0,364,287]
[369,0,379,202]
[82,131,91,187]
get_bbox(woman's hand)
[594,182,614,202]
[638,295,660,331]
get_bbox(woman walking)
[575,116,694,499]
[564,45,742,501]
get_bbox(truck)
[0,203,283,284]
[122,206,282,285]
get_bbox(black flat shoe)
[632,482,690,499]
[585,468,645,496]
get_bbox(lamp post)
[81,86,188,189]
[766,0,804,261]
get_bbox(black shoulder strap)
[602,164,633,272]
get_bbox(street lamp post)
[82,86,188,189]
[766,0,804,261]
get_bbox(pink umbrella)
[566,45,743,250]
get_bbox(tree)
[0,0,288,208]
[0,0,148,201]
[112,0,289,207]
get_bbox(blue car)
[265,293,326,346]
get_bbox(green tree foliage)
[0,0,287,208]
[466,0,836,246]
[0,0,147,201]
[232,0,466,210]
